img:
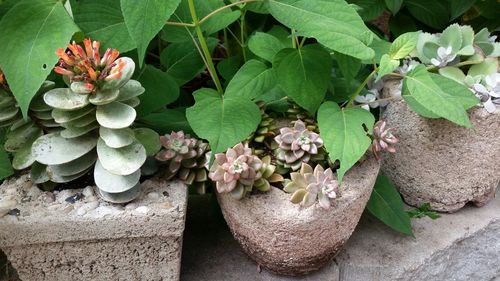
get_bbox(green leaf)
[71,0,135,53]
[0,0,79,118]
[225,60,276,100]
[367,175,414,236]
[136,65,180,117]
[348,0,386,21]
[121,0,181,66]
[403,65,472,128]
[377,54,399,80]
[217,56,242,82]
[335,53,361,81]
[449,0,477,20]
[405,0,449,29]
[384,0,403,14]
[186,88,260,154]
[137,108,194,135]
[248,32,287,62]
[134,128,161,157]
[317,101,374,183]
[274,45,332,113]
[365,36,392,64]
[389,31,419,60]
[0,129,13,181]
[160,38,218,85]
[268,0,375,60]
[429,74,479,110]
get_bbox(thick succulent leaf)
[99,127,135,148]
[0,0,79,118]
[225,60,276,100]
[439,24,463,53]
[52,106,95,123]
[97,138,146,176]
[367,175,414,236]
[32,133,98,165]
[89,89,120,105]
[44,88,90,111]
[5,123,42,152]
[121,97,140,108]
[47,166,91,184]
[101,57,136,90]
[248,32,287,62]
[186,88,261,154]
[60,122,99,139]
[136,65,180,117]
[48,150,97,177]
[96,101,137,129]
[0,144,13,181]
[403,65,472,128]
[12,141,37,170]
[274,45,332,113]
[317,101,375,183]
[134,128,161,157]
[31,110,53,121]
[94,159,140,193]
[268,0,374,60]
[0,106,19,122]
[64,113,97,128]
[97,183,141,203]
[70,0,136,52]
[116,80,145,102]
[30,162,49,184]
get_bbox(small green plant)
[406,203,441,220]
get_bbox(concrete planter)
[381,80,500,212]
[0,175,188,281]
[216,156,380,276]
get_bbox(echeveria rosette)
[371,120,398,160]
[209,143,282,200]
[30,39,155,204]
[156,131,210,194]
[283,163,339,210]
[274,120,324,171]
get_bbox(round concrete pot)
[216,156,380,276]
[381,80,500,212]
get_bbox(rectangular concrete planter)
[0,175,188,281]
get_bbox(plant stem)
[345,69,377,107]
[298,36,306,48]
[240,10,247,62]
[291,29,297,49]
[188,0,223,94]
[223,28,231,57]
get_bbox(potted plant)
[375,25,500,212]
[0,40,189,280]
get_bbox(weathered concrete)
[0,175,188,281]
[182,193,500,281]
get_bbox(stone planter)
[0,174,188,281]
[216,156,380,276]
[381,80,500,212]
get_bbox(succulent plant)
[283,163,339,209]
[274,120,324,171]
[286,103,317,132]
[247,103,277,144]
[30,39,159,203]
[209,142,283,200]
[371,120,398,160]
[156,131,209,194]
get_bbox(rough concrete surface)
[181,193,500,281]
[0,175,188,281]
[381,80,500,212]
[216,156,380,276]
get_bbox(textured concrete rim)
[217,156,380,276]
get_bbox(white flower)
[470,73,500,113]
[354,92,377,110]
[430,46,457,68]
[396,59,419,75]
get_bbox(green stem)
[345,69,377,107]
[223,28,231,57]
[240,10,247,62]
[298,37,306,48]
[291,29,297,49]
[188,0,223,94]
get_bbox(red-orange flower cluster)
[54,39,126,93]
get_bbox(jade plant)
[29,39,159,203]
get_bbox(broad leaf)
[71,0,135,52]
[349,0,386,21]
[335,53,361,81]
[248,32,287,62]
[450,0,477,20]
[136,65,180,117]
[376,54,399,81]
[121,0,181,66]
[225,60,276,100]
[403,65,472,128]
[137,108,194,135]
[186,88,260,154]
[274,45,332,113]
[268,0,375,60]
[429,74,479,110]
[367,175,414,236]
[389,32,419,60]
[160,38,218,85]
[384,0,403,14]
[405,0,449,29]
[317,102,374,183]
[0,0,78,118]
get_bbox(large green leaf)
[429,74,479,110]
[186,88,260,154]
[317,102,374,183]
[225,60,276,100]
[137,108,194,135]
[335,53,361,81]
[403,65,472,128]
[274,45,332,113]
[160,38,218,85]
[268,0,374,60]
[449,0,477,20]
[384,0,403,14]
[348,0,386,21]
[121,0,181,66]
[248,32,287,62]
[389,31,420,60]
[71,0,135,52]
[405,0,449,29]
[136,65,180,117]
[367,175,414,236]
[0,0,78,118]
[376,54,399,81]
